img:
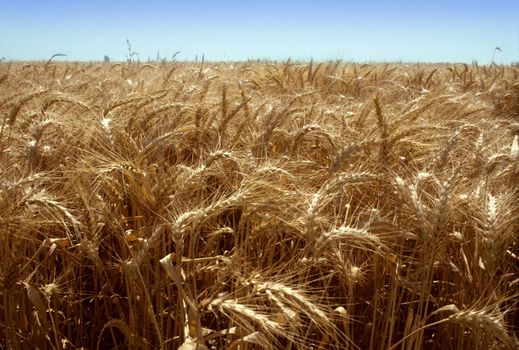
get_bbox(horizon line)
[2,58,518,66]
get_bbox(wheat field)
[0,60,517,349]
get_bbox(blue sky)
[0,0,518,63]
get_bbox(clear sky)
[0,0,518,63]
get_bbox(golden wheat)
[0,61,517,349]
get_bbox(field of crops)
[0,61,517,349]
